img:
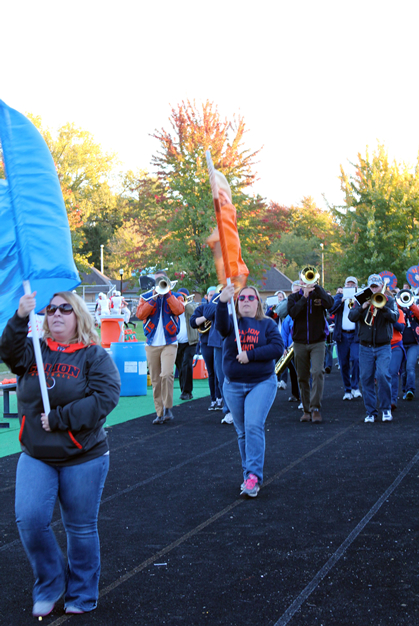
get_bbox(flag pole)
[205,151,242,354]
[23,280,51,415]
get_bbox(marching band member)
[267,290,288,389]
[215,283,283,497]
[136,270,184,424]
[348,274,398,423]
[287,271,334,423]
[175,288,199,401]
[189,287,223,412]
[389,296,406,411]
[329,276,361,400]
[281,281,302,407]
[400,294,419,400]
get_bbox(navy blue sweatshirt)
[215,301,284,383]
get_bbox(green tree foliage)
[330,144,419,285]
[28,115,118,270]
[126,100,289,291]
[271,196,344,287]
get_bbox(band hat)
[275,290,286,297]
[292,280,301,288]
[367,273,384,287]
[345,276,358,286]
[207,286,217,294]
[214,170,232,202]
[178,288,189,296]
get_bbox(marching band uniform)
[389,305,406,410]
[401,302,419,400]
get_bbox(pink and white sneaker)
[240,473,260,498]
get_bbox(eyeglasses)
[46,303,74,316]
[238,294,257,302]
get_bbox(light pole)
[119,268,124,294]
[100,245,104,274]
[320,243,324,288]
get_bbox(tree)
[126,100,288,291]
[330,144,419,285]
[28,115,118,270]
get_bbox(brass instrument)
[140,279,178,301]
[182,293,196,303]
[300,265,320,285]
[365,283,387,326]
[348,299,355,309]
[275,344,294,376]
[396,289,414,309]
[197,292,222,334]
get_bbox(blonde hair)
[235,285,266,321]
[43,292,99,346]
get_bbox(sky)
[2,0,419,210]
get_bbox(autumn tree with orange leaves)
[126,100,290,291]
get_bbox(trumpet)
[348,298,355,309]
[364,283,387,326]
[182,293,196,303]
[300,265,320,285]
[140,279,178,301]
[275,344,294,376]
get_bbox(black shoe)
[153,415,164,425]
[325,366,331,374]
[163,408,174,422]
[180,392,193,400]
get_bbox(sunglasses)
[238,294,257,302]
[46,303,74,316]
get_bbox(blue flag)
[0,100,80,333]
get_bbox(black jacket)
[287,285,334,344]
[0,312,121,465]
[348,297,398,346]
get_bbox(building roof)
[79,266,114,287]
[253,266,293,292]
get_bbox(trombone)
[364,282,387,326]
[140,279,178,301]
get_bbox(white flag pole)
[23,280,51,415]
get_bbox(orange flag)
[205,158,249,291]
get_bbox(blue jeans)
[15,452,109,611]
[223,374,277,483]
[359,344,391,416]
[214,346,230,414]
[389,346,404,406]
[401,343,419,394]
[336,333,359,392]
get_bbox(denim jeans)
[324,343,334,370]
[359,344,391,416]
[223,374,277,483]
[214,346,230,414]
[15,452,109,611]
[401,343,419,394]
[389,346,404,406]
[336,333,360,392]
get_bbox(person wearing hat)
[329,276,362,400]
[175,288,199,401]
[348,273,398,422]
[266,290,288,390]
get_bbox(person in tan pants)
[136,271,184,424]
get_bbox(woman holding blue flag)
[0,291,120,618]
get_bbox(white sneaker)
[343,392,353,400]
[382,410,393,422]
[364,415,375,423]
[277,381,287,390]
[351,389,362,399]
[221,412,234,424]
[298,402,303,410]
